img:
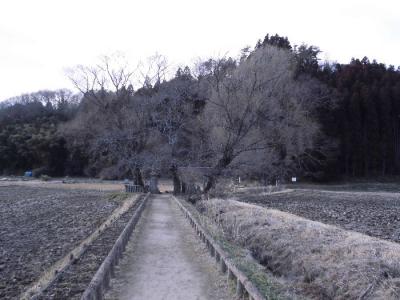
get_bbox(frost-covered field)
[235,185,400,243]
[0,185,119,299]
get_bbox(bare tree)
[63,48,332,188]
[136,53,169,88]
[197,45,331,192]
[67,54,135,109]
[64,54,150,181]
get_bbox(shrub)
[40,175,51,181]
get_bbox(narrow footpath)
[104,194,233,300]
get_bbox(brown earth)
[0,185,118,299]
[234,188,400,243]
[38,197,142,299]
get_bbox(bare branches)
[62,46,331,186]
[66,53,136,108]
[136,53,169,88]
[197,45,330,190]
[66,64,101,94]
[97,55,134,93]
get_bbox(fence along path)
[103,194,233,300]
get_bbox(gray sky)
[1,0,399,101]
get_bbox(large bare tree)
[63,54,162,183]
[197,45,332,192]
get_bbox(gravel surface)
[236,189,400,243]
[0,186,118,299]
[105,195,233,300]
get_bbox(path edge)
[80,192,150,300]
[172,195,265,300]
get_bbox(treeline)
[1,34,400,184]
[257,34,400,178]
[320,59,400,177]
[0,90,79,176]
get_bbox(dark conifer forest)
[1,34,400,182]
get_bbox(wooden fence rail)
[81,193,150,300]
[124,184,144,193]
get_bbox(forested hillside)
[1,34,400,183]
[320,59,400,177]
[0,90,79,176]
[257,34,400,178]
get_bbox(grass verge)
[178,197,303,300]
[197,198,400,299]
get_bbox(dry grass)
[180,197,298,299]
[0,178,175,193]
[197,199,400,299]
[0,180,123,191]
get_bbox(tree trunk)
[203,175,216,194]
[170,165,181,195]
[381,142,387,176]
[345,153,350,177]
[203,154,233,194]
[394,119,400,173]
[133,167,144,187]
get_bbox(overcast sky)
[1,0,399,101]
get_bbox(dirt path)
[104,194,233,300]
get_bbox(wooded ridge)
[1,34,400,185]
